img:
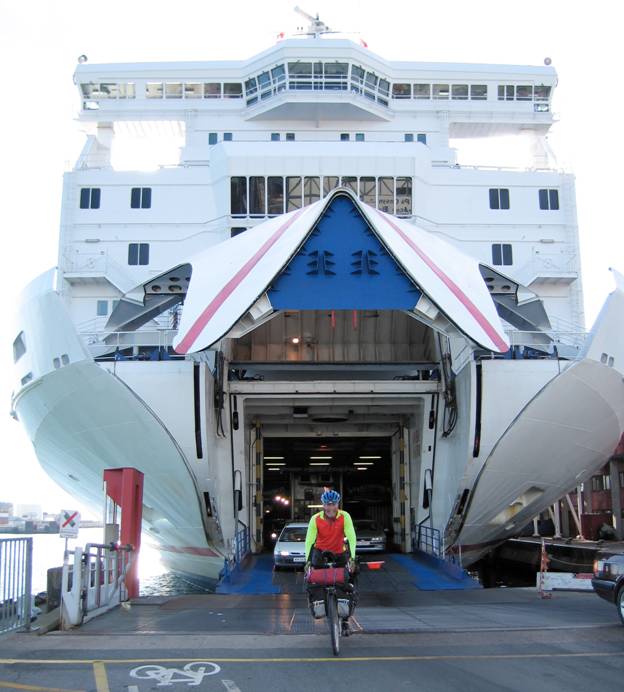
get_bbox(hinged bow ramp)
[173,189,509,354]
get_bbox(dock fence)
[0,537,33,635]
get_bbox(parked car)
[273,522,308,569]
[591,552,624,625]
[354,519,386,553]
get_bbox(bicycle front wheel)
[327,594,340,656]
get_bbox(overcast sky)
[1,0,622,516]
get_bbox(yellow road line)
[0,682,84,691]
[92,662,109,692]
[0,651,623,665]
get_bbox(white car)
[273,522,308,569]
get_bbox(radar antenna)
[294,6,332,38]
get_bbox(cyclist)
[304,489,357,633]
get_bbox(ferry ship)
[10,12,624,584]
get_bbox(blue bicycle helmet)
[320,489,341,505]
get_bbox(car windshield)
[355,520,379,531]
[279,528,307,542]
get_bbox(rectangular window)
[289,62,313,90]
[359,177,376,206]
[491,243,513,266]
[392,83,411,99]
[619,471,624,488]
[96,300,108,317]
[286,177,302,211]
[128,243,150,266]
[417,133,427,144]
[432,84,450,99]
[184,83,203,98]
[489,188,510,210]
[378,177,394,213]
[516,85,533,101]
[223,132,233,141]
[79,188,101,209]
[249,176,266,216]
[204,83,221,98]
[591,476,602,492]
[404,133,414,142]
[539,189,560,210]
[534,85,551,102]
[13,331,26,363]
[230,177,247,216]
[131,187,151,209]
[323,176,339,196]
[342,176,358,195]
[396,177,412,216]
[498,85,515,101]
[271,133,280,141]
[451,84,469,100]
[355,133,365,142]
[413,84,430,99]
[603,475,611,491]
[223,83,242,98]
[470,85,487,100]
[286,132,295,141]
[304,177,320,205]
[340,133,350,141]
[267,176,284,215]
[146,82,163,98]
[165,83,183,99]
[208,133,218,145]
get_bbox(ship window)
[286,176,302,211]
[245,77,258,105]
[53,357,60,369]
[619,471,624,488]
[404,133,414,142]
[131,187,151,209]
[271,64,286,91]
[360,177,376,206]
[80,188,101,209]
[13,332,26,363]
[355,133,365,142]
[396,177,412,216]
[539,189,559,210]
[378,177,394,213]
[249,176,266,216]
[184,83,203,98]
[231,227,247,237]
[128,243,150,266]
[146,82,163,98]
[350,64,365,92]
[591,475,603,491]
[534,85,551,102]
[21,372,33,386]
[498,85,515,101]
[392,83,411,99]
[96,300,108,317]
[378,79,390,97]
[451,84,469,100]
[413,84,430,99]
[604,474,611,491]
[203,83,221,98]
[417,133,427,144]
[489,188,510,210]
[208,132,218,145]
[432,84,449,99]
[223,132,233,141]
[323,176,339,196]
[516,85,533,101]
[470,85,487,100]
[342,177,358,195]
[267,176,284,215]
[288,62,312,90]
[223,83,242,98]
[165,83,183,99]
[340,133,350,141]
[271,133,280,141]
[304,177,320,205]
[286,132,295,141]
[492,243,513,266]
[230,177,247,216]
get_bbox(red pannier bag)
[306,566,348,586]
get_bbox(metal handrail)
[0,537,32,635]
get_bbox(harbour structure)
[10,18,624,584]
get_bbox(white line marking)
[222,681,242,692]
[127,687,139,692]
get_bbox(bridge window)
[223,83,243,98]
[378,177,394,213]
[413,84,430,99]
[288,62,313,90]
[492,243,513,266]
[80,188,101,209]
[516,85,533,101]
[534,85,551,102]
[249,177,266,216]
[396,178,412,216]
[470,85,487,100]
[128,243,150,266]
[146,82,163,98]
[489,188,510,210]
[165,83,183,99]
[204,83,221,98]
[350,65,365,93]
[231,177,247,216]
[432,84,450,99]
[286,177,303,211]
[245,77,258,105]
[13,332,26,363]
[392,83,411,99]
[498,85,515,101]
[323,176,339,196]
[131,187,151,209]
[539,189,559,210]
[359,177,376,206]
[184,83,203,98]
[451,84,469,100]
[304,177,321,205]
[342,177,358,195]
[267,177,284,215]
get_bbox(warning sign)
[59,509,81,538]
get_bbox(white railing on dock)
[0,537,33,635]
[61,543,134,629]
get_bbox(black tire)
[617,585,624,626]
[327,594,340,656]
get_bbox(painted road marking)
[129,661,221,686]
[92,661,109,692]
[0,683,84,691]
[221,681,242,692]
[127,688,139,692]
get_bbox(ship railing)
[504,329,587,352]
[220,522,251,584]
[0,537,33,636]
[417,525,444,559]
[60,542,133,629]
[79,329,179,354]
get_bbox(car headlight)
[371,537,384,542]
[279,550,290,556]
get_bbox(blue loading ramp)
[216,551,480,595]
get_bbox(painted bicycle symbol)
[130,661,221,686]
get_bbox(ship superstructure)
[11,28,624,583]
